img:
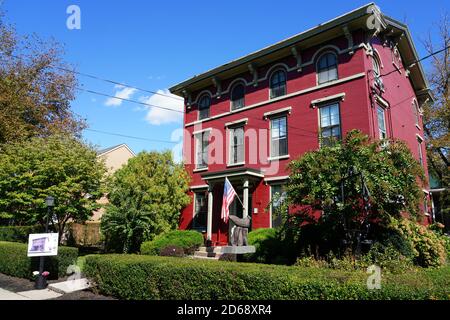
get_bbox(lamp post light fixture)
[35,196,55,290]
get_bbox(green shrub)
[389,218,448,268]
[140,230,204,256]
[0,241,78,279]
[0,225,43,243]
[84,254,450,300]
[246,228,283,264]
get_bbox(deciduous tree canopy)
[0,13,85,144]
[101,151,191,253]
[0,135,106,241]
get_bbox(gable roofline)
[169,3,431,102]
[97,144,136,157]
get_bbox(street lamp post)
[35,196,54,290]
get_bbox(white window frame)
[228,126,245,166]
[377,105,387,140]
[318,102,341,147]
[269,68,287,100]
[316,51,339,85]
[197,94,211,121]
[269,115,289,160]
[230,82,246,111]
[194,130,210,171]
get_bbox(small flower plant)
[32,271,50,277]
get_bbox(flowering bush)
[389,218,447,268]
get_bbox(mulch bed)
[0,273,115,300]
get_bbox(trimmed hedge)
[140,230,204,256]
[0,241,78,279]
[0,225,43,243]
[84,254,450,300]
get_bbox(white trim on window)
[311,93,345,108]
[264,176,290,183]
[416,134,424,142]
[263,106,292,119]
[225,118,248,128]
[190,184,209,190]
[192,128,212,136]
[268,155,290,161]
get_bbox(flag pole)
[225,177,245,208]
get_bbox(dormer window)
[317,52,338,84]
[270,69,287,99]
[231,83,245,110]
[198,94,211,120]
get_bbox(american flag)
[221,177,237,223]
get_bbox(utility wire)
[1,52,183,101]
[85,128,178,144]
[77,86,184,114]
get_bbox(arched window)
[270,69,287,99]
[231,83,245,110]
[412,99,420,127]
[317,52,338,84]
[198,94,211,120]
[372,55,381,77]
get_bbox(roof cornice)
[169,3,377,95]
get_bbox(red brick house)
[169,3,432,246]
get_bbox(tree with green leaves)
[0,135,106,242]
[422,15,449,225]
[284,130,425,256]
[0,11,85,145]
[101,151,191,253]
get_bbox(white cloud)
[140,89,183,125]
[105,85,137,107]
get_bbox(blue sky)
[1,0,448,154]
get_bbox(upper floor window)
[270,116,288,158]
[317,52,338,84]
[198,94,211,120]
[229,126,245,165]
[417,137,424,167]
[377,105,387,140]
[319,103,341,147]
[195,131,209,169]
[412,100,420,127]
[231,83,245,110]
[372,55,381,77]
[270,69,287,99]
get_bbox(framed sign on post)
[27,233,59,257]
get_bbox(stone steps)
[193,245,256,260]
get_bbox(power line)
[1,52,183,102]
[77,86,184,114]
[85,128,178,144]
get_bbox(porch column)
[207,184,213,242]
[243,179,249,219]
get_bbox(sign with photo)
[27,233,59,257]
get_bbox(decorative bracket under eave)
[343,25,354,55]
[212,77,222,99]
[291,47,302,72]
[248,63,258,87]
[182,89,192,109]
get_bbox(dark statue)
[229,215,251,246]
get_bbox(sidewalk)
[0,273,115,300]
